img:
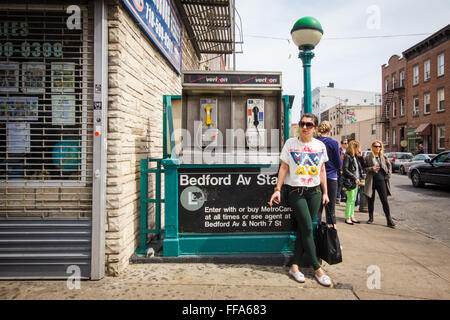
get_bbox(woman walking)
[364,141,396,228]
[316,121,342,229]
[269,113,332,287]
[342,140,364,225]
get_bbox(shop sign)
[184,73,281,86]
[178,167,295,234]
[121,0,182,74]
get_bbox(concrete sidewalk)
[1,204,449,300]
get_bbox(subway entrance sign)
[178,167,295,234]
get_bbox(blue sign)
[121,0,183,74]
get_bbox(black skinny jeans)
[318,179,337,225]
[368,178,391,221]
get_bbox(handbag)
[343,177,356,190]
[315,222,343,265]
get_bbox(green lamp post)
[291,17,323,114]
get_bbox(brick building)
[381,24,449,154]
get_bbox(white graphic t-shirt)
[280,137,328,187]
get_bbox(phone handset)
[252,106,260,128]
[204,105,212,127]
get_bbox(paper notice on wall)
[0,96,39,121]
[22,62,46,94]
[51,62,75,93]
[0,62,19,92]
[7,122,30,153]
[52,95,76,125]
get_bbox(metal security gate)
[0,1,95,279]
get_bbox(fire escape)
[379,78,405,145]
[175,0,243,69]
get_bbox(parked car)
[407,151,450,187]
[361,150,371,159]
[385,152,413,173]
[399,153,437,175]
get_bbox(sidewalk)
[1,204,449,300]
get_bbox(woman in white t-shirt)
[269,113,332,287]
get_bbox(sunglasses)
[373,145,382,148]
[299,121,315,129]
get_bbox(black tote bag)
[315,222,343,265]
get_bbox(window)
[400,98,405,116]
[392,75,396,89]
[438,53,445,77]
[424,93,430,114]
[372,124,376,135]
[400,71,405,87]
[386,129,390,144]
[392,129,397,145]
[393,101,397,117]
[438,88,445,112]
[424,59,431,81]
[435,152,448,162]
[385,79,389,92]
[413,65,419,85]
[413,96,419,116]
[437,126,446,150]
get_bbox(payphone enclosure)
[177,71,286,165]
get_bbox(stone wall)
[105,0,200,275]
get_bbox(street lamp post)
[291,17,323,115]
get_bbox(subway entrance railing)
[136,72,317,259]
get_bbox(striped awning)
[175,0,234,56]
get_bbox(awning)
[414,123,431,135]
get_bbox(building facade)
[382,24,449,154]
[381,55,407,152]
[0,0,233,279]
[322,104,381,151]
[311,85,381,121]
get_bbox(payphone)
[246,99,265,148]
[199,98,218,147]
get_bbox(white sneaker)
[289,269,305,283]
[315,273,332,287]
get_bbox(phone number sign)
[178,167,295,234]
[121,0,182,74]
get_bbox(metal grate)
[0,1,94,219]
[176,0,234,54]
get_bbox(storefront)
[1,0,233,279]
[0,1,103,279]
[407,128,421,154]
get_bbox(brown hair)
[317,121,332,137]
[346,140,360,157]
[299,113,319,127]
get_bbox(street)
[371,173,450,247]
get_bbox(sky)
[234,0,450,122]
